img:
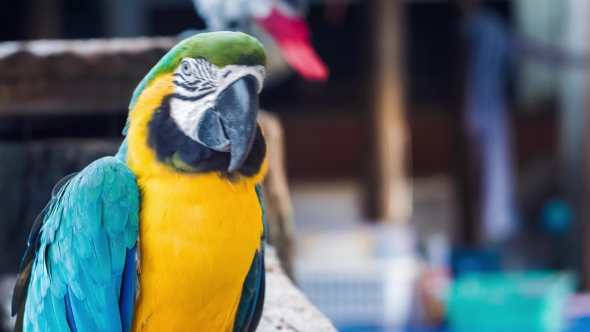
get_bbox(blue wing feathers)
[255,184,268,243]
[47,292,68,332]
[120,247,137,332]
[64,290,78,332]
[16,156,140,332]
[18,155,261,331]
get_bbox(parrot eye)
[181,61,191,76]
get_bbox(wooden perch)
[258,111,295,279]
[256,246,337,332]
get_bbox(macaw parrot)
[193,0,329,81]
[12,31,268,332]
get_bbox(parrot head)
[125,32,267,178]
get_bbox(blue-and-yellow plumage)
[12,31,268,332]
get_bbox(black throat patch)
[147,95,266,177]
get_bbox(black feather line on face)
[147,95,266,177]
[173,81,200,91]
[171,91,215,101]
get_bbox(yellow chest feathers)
[131,175,263,331]
[125,74,266,331]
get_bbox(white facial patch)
[169,58,265,144]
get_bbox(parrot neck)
[124,74,268,187]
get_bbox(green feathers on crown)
[124,31,266,135]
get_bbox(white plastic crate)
[294,224,421,328]
[296,257,420,328]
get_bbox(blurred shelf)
[0,38,177,115]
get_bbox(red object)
[256,8,329,81]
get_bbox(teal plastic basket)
[447,271,576,332]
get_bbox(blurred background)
[2,0,590,331]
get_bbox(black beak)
[195,75,259,172]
